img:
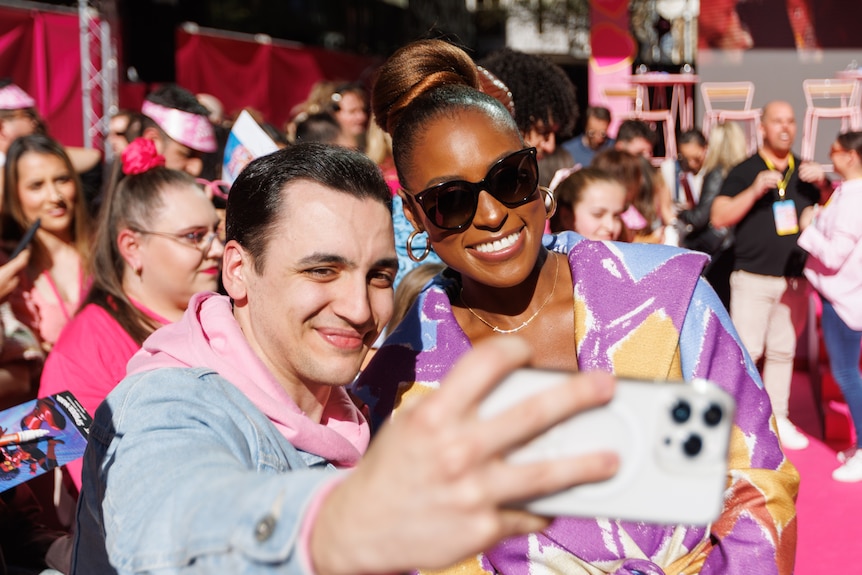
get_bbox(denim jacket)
[72,366,339,574]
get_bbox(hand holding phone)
[10,219,41,259]
[479,369,735,526]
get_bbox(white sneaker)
[837,447,857,463]
[833,450,862,482]
[776,417,809,450]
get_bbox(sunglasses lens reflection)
[420,149,538,230]
[426,186,476,229]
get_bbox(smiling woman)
[2,133,92,350]
[353,39,800,575]
[38,137,224,490]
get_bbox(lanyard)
[760,153,796,199]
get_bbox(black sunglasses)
[412,147,539,231]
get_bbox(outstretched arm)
[312,337,619,575]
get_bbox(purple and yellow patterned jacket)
[354,233,799,575]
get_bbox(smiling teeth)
[475,231,520,253]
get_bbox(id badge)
[773,199,799,236]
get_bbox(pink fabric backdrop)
[588,0,637,137]
[0,6,84,147]
[175,29,381,130]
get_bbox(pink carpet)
[787,371,862,574]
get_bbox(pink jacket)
[798,178,862,330]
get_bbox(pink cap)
[0,83,36,110]
[142,100,216,153]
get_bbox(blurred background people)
[550,166,627,242]
[798,131,862,481]
[139,84,217,177]
[661,128,708,213]
[2,134,92,352]
[105,110,134,159]
[329,82,369,151]
[0,80,102,211]
[0,81,41,164]
[593,148,668,243]
[562,105,614,167]
[364,116,398,195]
[614,118,656,159]
[711,100,826,451]
[677,121,748,309]
[294,111,352,147]
[479,47,579,160]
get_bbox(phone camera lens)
[671,400,691,423]
[704,404,723,427]
[683,433,703,457]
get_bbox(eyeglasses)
[133,227,223,256]
[411,147,539,231]
[586,130,608,139]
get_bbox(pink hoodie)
[126,291,370,468]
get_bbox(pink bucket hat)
[0,83,36,111]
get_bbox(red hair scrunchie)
[121,137,166,175]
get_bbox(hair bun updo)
[371,39,480,137]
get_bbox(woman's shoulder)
[546,232,700,266]
[58,303,123,337]
[49,303,136,362]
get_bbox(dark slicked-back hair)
[226,143,392,274]
[616,119,656,145]
[678,128,707,148]
[145,84,210,116]
[295,112,343,144]
[585,106,611,123]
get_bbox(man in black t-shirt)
[711,101,828,451]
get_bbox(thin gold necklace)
[460,253,560,334]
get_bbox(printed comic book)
[0,392,90,492]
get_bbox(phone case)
[479,370,736,526]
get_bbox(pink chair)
[801,78,862,161]
[601,84,677,166]
[700,82,762,155]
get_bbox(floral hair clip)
[121,138,166,175]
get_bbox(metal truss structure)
[78,0,118,154]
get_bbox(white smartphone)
[479,369,735,526]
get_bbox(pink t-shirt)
[39,301,169,489]
[10,266,86,348]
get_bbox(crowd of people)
[0,34,859,575]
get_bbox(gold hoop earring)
[406,229,431,263]
[540,186,557,220]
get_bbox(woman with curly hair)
[479,48,579,160]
